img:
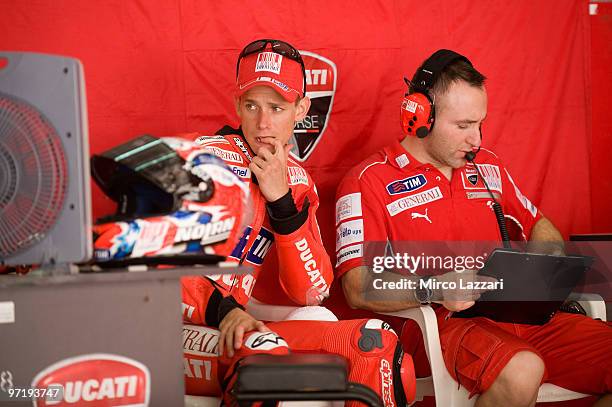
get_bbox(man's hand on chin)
[250,138,291,202]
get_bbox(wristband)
[217,295,245,325]
[266,192,310,235]
[266,189,298,219]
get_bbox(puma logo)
[411,208,432,223]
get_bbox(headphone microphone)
[465,145,481,162]
[465,151,512,249]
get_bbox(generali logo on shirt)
[31,354,150,406]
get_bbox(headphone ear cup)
[400,92,433,137]
[416,126,429,138]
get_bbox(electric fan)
[0,52,91,270]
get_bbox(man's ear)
[294,96,311,122]
[234,95,241,117]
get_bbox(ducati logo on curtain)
[290,51,337,162]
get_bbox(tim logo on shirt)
[290,51,337,162]
[386,174,427,195]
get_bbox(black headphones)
[401,49,472,138]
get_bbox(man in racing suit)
[334,50,611,406]
[181,39,415,405]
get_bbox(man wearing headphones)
[334,49,611,406]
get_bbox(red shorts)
[401,309,612,397]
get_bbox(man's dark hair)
[431,59,486,97]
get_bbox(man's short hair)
[431,59,486,97]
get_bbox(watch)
[414,276,433,304]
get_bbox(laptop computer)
[453,249,593,325]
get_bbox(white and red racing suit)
[177,129,415,404]
[179,127,334,325]
[177,128,418,405]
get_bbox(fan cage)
[0,92,68,259]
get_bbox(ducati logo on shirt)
[386,174,427,195]
[289,51,337,162]
[465,164,479,186]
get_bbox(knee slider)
[357,319,397,352]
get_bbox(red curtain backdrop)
[1,0,607,247]
[591,1,612,233]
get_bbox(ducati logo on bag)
[31,354,150,406]
[290,51,337,162]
